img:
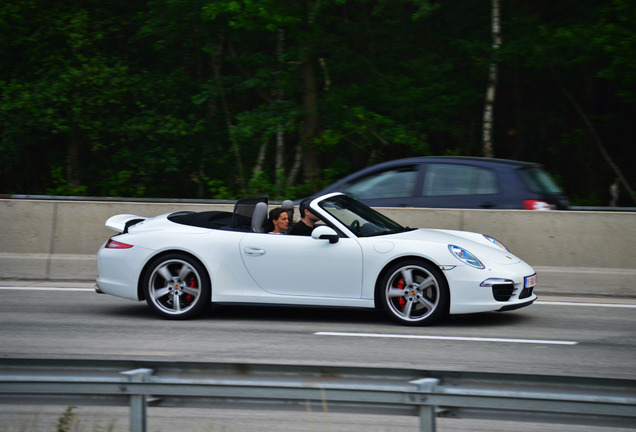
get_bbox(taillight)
[523,200,555,210]
[105,239,133,249]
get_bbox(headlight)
[483,235,508,251]
[448,245,485,269]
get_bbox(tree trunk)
[287,141,303,186]
[482,0,501,158]
[211,40,246,195]
[296,2,321,188]
[66,135,81,190]
[275,29,285,188]
[300,48,320,186]
[253,137,268,176]
[556,79,636,205]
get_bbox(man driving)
[289,199,319,236]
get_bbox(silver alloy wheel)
[144,255,208,319]
[381,261,447,325]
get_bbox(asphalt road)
[1,280,635,431]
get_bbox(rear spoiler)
[105,214,147,234]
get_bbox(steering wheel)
[350,219,361,233]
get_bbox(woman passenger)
[267,207,289,234]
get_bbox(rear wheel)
[142,253,210,319]
[379,259,449,325]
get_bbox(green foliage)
[206,179,236,200]
[0,0,634,204]
[593,0,636,103]
[46,167,89,196]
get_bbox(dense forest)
[1,0,634,205]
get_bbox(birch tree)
[482,0,500,158]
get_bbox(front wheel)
[379,260,449,325]
[142,253,210,319]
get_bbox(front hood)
[389,228,522,265]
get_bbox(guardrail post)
[121,368,153,432]
[410,378,440,432]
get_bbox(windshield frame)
[316,194,407,238]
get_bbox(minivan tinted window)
[422,164,497,196]
[346,166,417,199]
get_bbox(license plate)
[524,274,538,288]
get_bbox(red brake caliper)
[397,278,406,309]
[185,279,197,302]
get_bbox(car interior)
[168,195,270,231]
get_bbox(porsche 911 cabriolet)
[96,193,537,325]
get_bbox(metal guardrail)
[1,359,635,432]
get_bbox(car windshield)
[518,167,563,194]
[318,195,407,237]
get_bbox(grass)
[1,400,364,432]
[1,406,120,432]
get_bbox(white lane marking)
[315,331,577,345]
[536,300,636,308]
[0,287,94,292]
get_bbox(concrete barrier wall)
[1,199,635,297]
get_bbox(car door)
[239,232,364,298]
[419,162,501,209]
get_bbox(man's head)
[299,199,310,217]
[299,199,319,225]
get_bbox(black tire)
[379,259,449,325]
[142,253,211,319]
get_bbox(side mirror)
[311,226,339,244]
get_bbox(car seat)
[251,202,268,233]
[281,200,294,234]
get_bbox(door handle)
[244,247,266,256]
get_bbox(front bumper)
[445,261,538,314]
[497,297,536,311]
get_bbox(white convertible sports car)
[96,193,537,325]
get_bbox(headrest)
[251,202,269,233]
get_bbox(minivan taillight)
[523,200,555,210]
[105,239,133,249]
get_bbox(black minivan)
[316,156,569,210]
